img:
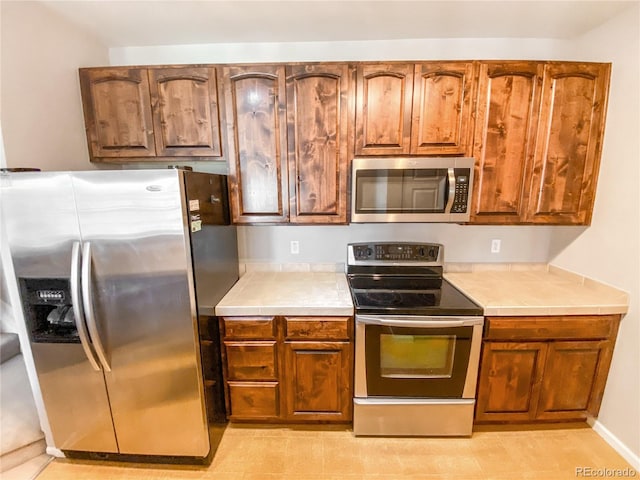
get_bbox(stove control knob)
[428,247,438,259]
[417,247,425,257]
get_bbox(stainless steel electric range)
[347,242,484,436]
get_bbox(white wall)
[0,1,109,171]
[549,4,640,463]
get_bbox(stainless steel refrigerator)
[1,169,238,461]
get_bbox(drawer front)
[285,316,351,340]
[225,341,277,380]
[228,382,279,419]
[222,316,275,339]
[484,315,617,341]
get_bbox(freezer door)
[71,170,209,457]
[1,172,118,452]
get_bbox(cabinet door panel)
[355,63,414,155]
[284,342,352,421]
[471,62,542,223]
[412,62,475,155]
[149,67,222,157]
[475,342,546,422]
[537,340,611,420]
[223,65,288,223]
[286,64,352,223]
[525,63,610,224]
[80,68,155,158]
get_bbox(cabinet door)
[148,67,222,157]
[355,63,414,155]
[286,64,353,224]
[79,68,155,159]
[537,340,613,420]
[524,62,610,224]
[475,342,547,422]
[471,62,543,223]
[222,65,289,223]
[283,342,352,421]
[411,62,476,155]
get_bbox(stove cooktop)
[346,242,483,316]
[349,278,483,316]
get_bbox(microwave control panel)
[451,168,470,214]
[351,243,441,262]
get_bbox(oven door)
[354,315,483,399]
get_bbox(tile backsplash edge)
[239,262,346,276]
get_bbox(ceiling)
[38,0,636,48]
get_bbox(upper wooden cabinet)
[80,60,610,226]
[224,63,353,225]
[80,68,156,159]
[524,62,611,225]
[355,63,414,155]
[355,62,475,156]
[222,65,289,224]
[471,62,543,223]
[286,64,353,224]
[471,61,610,225]
[148,67,222,157]
[79,66,224,162]
[412,62,476,155]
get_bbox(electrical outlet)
[491,239,501,254]
[290,240,300,255]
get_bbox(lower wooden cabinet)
[220,315,353,423]
[475,315,620,423]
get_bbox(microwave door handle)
[81,242,111,372]
[71,242,101,371]
[445,167,456,214]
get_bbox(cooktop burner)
[347,242,483,316]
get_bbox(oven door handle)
[356,315,483,328]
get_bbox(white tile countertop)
[213,264,629,318]
[215,271,354,316]
[444,265,629,316]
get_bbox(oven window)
[380,334,455,379]
[355,169,448,213]
[364,324,473,398]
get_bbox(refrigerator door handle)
[81,242,111,372]
[71,242,101,371]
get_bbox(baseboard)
[45,446,64,458]
[0,439,46,473]
[589,418,640,471]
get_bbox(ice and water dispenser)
[19,278,79,343]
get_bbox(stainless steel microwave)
[351,157,475,223]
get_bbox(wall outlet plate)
[491,239,501,253]
[290,240,300,255]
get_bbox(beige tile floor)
[36,423,637,480]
